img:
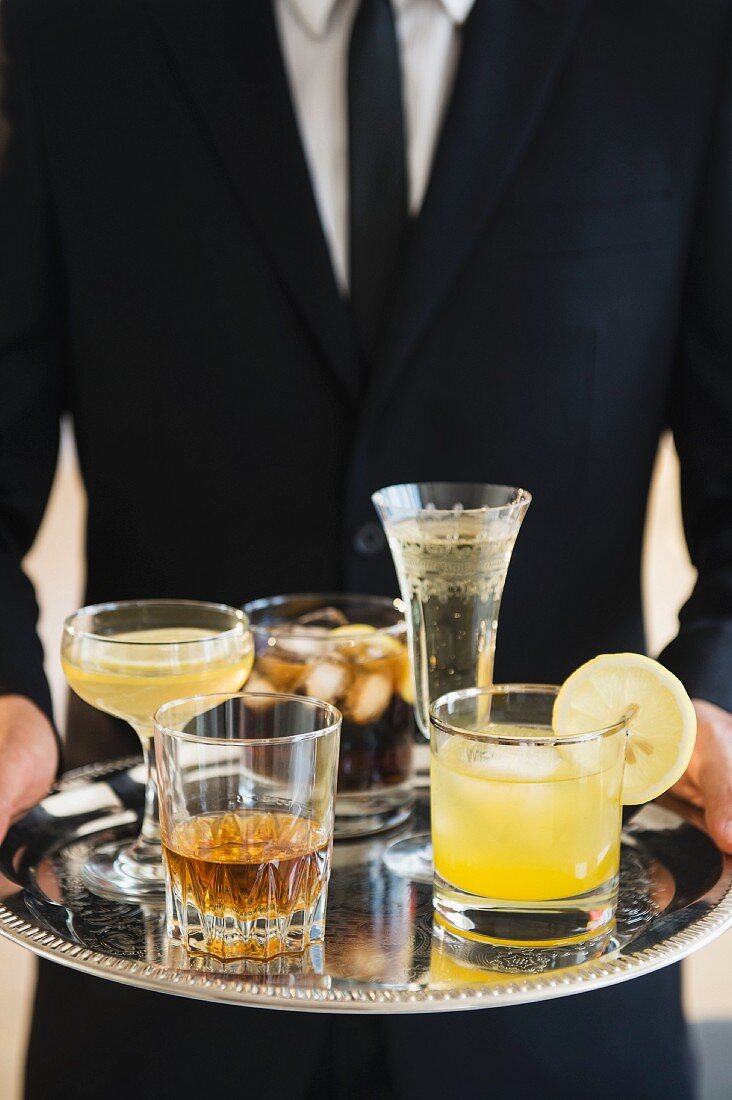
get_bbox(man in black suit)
[1,0,731,1095]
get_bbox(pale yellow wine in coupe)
[386,513,522,733]
[63,627,254,737]
[431,727,624,902]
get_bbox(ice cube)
[269,623,330,662]
[343,670,393,724]
[301,655,351,704]
[296,606,349,628]
[256,652,304,693]
[350,635,402,665]
[464,741,562,781]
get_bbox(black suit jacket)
[0,3,729,1096]
[1,0,731,743]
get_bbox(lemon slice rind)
[552,653,697,805]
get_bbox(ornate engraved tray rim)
[1,757,731,1014]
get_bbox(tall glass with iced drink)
[244,595,415,837]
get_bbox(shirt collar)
[286,0,476,39]
[430,0,476,24]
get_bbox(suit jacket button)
[353,522,386,556]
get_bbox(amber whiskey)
[164,810,330,960]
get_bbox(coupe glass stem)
[116,729,163,877]
[138,732,161,847]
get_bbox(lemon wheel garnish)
[552,653,697,805]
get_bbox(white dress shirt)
[275,0,475,292]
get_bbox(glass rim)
[62,599,249,646]
[154,691,342,746]
[243,593,406,640]
[429,685,629,746]
[371,482,532,516]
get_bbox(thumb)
[698,733,732,853]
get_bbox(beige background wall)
[0,428,729,1096]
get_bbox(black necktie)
[348,0,408,368]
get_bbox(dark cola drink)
[245,596,415,837]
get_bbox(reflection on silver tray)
[0,757,730,1014]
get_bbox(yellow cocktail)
[432,726,623,902]
[430,686,627,962]
[63,627,253,739]
[62,600,253,900]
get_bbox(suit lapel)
[369,0,589,409]
[147,0,360,398]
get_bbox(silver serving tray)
[0,756,731,1014]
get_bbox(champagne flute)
[372,483,531,878]
[62,599,253,900]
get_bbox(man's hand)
[672,699,732,853]
[0,695,58,843]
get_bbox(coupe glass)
[61,600,254,900]
[372,483,531,878]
